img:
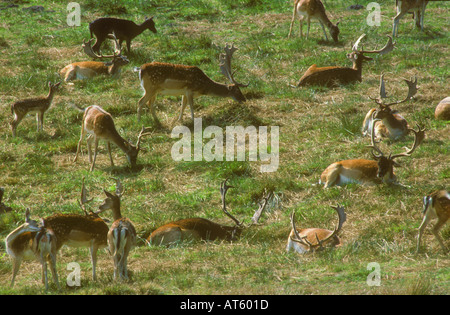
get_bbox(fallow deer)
[89,17,157,53]
[287,205,346,254]
[60,34,129,82]
[416,190,449,254]
[288,0,340,42]
[148,180,273,246]
[295,34,395,87]
[136,43,247,125]
[97,178,136,281]
[362,74,418,140]
[10,81,60,137]
[72,104,152,171]
[393,0,429,37]
[320,120,425,188]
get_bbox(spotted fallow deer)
[288,0,340,42]
[60,33,129,82]
[10,81,60,137]
[393,0,429,37]
[296,34,395,87]
[136,43,247,125]
[320,119,425,188]
[72,104,152,171]
[148,180,273,246]
[362,74,419,140]
[96,178,136,281]
[287,205,346,254]
[416,190,449,254]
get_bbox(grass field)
[0,0,448,295]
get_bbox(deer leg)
[90,137,99,172]
[49,252,60,290]
[86,134,93,163]
[416,213,433,252]
[74,127,86,163]
[319,21,328,41]
[10,113,24,137]
[107,142,115,167]
[432,219,448,253]
[90,243,98,281]
[393,10,408,37]
[306,18,311,39]
[10,257,23,287]
[137,92,154,122]
[288,7,297,38]
[41,254,49,291]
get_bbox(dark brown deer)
[89,17,157,53]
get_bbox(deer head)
[219,43,248,102]
[347,34,395,65]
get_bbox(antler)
[367,111,385,159]
[352,34,395,55]
[220,179,242,227]
[219,43,249,87]
[78,177,94,215]
[136,126,153,152]
[370,74,418,107]
[390,124,426,160]
[82,32,123,59]
[290,210,314,250]
[315,205,347,249]
[251,190,274,225]
[110,177,124,198]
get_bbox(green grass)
[0,0,449,295]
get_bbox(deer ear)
[336,22,340,26]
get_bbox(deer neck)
[46,88,56,104]
[108,62,122,77]
[352,55,365,81]
[317,10,335,30]
[111,201,122,222]
[204,80,233,98]
[110,131,136,158]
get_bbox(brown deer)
[288,0,340,42]
[136,43,247,125]
[89,17,157,53]
[10,81,60,137]
[393,0,429,37]
[287,205,346,253]
[60,34,129,82]
[362,74,418,140]
[320,120,425,188]
[148,180,272,246]
[417,190,449,253]
[295,34,395,87]
[97,178,136,281]
[72,105,152,171]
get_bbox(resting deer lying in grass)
[89,17,157,53]
[136,43,247,125]
[320,120,425,188]
[417,190,449,254]
[393,0,429,37]
[60,34,129,82]
[72,104,152,171]
[362,74,419,140]
[10,81,60,137]
[148,180,272,246]
[287,205,346,254]
[296,34,395,87]
[288,0,340,42]
[97,178,136,281]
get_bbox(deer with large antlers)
[321,119,425,188]
[416,190,449,254]
[136,43,247,125]
[72,105,152,171]
[97,178,136,281]
[287,205,346,254]
[362,74,419,140]
[148,180,272,246]
[295,34,395,87]
[60,34,129,82]
[288,0,340,42]
[393,0,429,37]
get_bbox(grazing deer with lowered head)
[89,17,157,53]
[136,43,247,125]
[97,178,136,281]
[148,180,273,246]
[10,81,60,137]
[417,190,449,254]
[362,74,419,140]
[60,34,129,82]
[295,34,395,87]
[72,104,152,171]
[287,205,346,254]
[393,0,429,37]
[288,0,340,42]
[320,120,425,188]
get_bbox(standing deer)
[60,34,129,82]
[287,205,346,254]
[362,74,419,140]
[10,81,60,137]
[416,190,449,253]
[288,0,340,42]
[72,104,152,171]
[320,120,425,188]
[97,178,136,281]
[148,180,272,246]
[136,43,247,125]
[89,17,157,53]
[393,0,429,37]
[295,34,395,87]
